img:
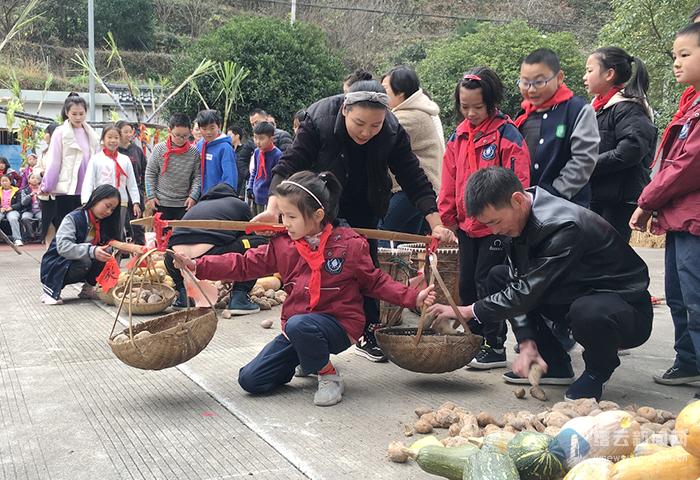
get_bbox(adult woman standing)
[253,80,455,361]
[40,93,100,228]
[379,66,444,237]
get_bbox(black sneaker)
[652,366,700,385]
[502,365,575,385]
[468,344,507,370]
[565,371,608,401]
[354,334,387,362]
[227,290,261,315]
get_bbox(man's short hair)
[249,108,267,118]
[466,167,524,217]
[195,109,222,128]
[253,121,275,137]
[522,48,561,74]
[227,126,244,137]
[169,113,191,129]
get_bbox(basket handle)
[413,253,432,346]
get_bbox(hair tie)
[280,180,324,209]
[463,74,482,81]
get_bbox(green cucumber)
[414,444,479,480]
[463,446,519,480]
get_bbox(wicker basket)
[376,327,482,373]
[112,283,176,315]
[397,243,460,305]
[108,307,217,370]
[378,248,413,327]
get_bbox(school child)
[438,67,531,369]
[116,120,147,243]
[515,48,600,208]
[145,113,201,221]
[20,172,43,241]
[195,110,237,196]
[174,171,436,406]
[40,185,122,304]
[631,23,700,400]
[0,157,20,187]
[81,125,140,238]
[583,47,656,242]
[247,121,282,215]
[19,152,38,189]
[0,174,23,245]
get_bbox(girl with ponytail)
[583,47,657,241]
[173,170,436,407]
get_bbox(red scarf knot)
[256,143,276,181]
[103,148,127,188]
[652,86,700,167]
[162,136,190,174]
[465,116,496,173]
[592,86,623,112]
[87,210,101,246]
[514,84,575,128]
[293,223,333,310]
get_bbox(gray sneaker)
[313,372,344,406]
[294,365,316,378]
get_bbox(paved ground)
[0,244,697,480]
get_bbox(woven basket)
[108,307,217,370]
[112,283,176,315]
[378,248,413,327]
[397,243,460,305]
[376,327,482,373]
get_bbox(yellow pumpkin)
[611,445,700,479]
[676,400,700,458]
[564,458,614,479]
[633,442,670,457]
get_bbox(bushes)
[417,21,586,131]
[166,15,344,132]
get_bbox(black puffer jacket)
[473,187,650,342]
[270,94,437,219]
[590,95,656,204]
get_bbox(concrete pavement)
[0,244,696,479]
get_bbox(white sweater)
[81,150,140,206]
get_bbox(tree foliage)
[599,0,696,126]
[417,21,586,130]
[166,16,344,132]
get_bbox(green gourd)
[507,431,565,480]
[462,446,520,480]
[412,444,479,480]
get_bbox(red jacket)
[195,227,418,341]
[438,113,531,237]
[638,100,700,236]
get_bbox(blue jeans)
[665,231,700,373]
[377,191,425,247]
[238,313,351,394]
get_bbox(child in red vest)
[175,171,436,406]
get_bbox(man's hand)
[132,203,141,218]
[512,339,548,379]
[629,207,652,232]
[172,251,196,272]
[416,284,436,309]
[146,198,159,211]
[184,197,196,210]
[94,245,112,262]
[431,224,457,244]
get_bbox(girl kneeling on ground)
[174,171,436,406]
[40,185,121,304]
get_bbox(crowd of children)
[7,7,698,406]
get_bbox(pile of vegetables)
[387,399,700,480]
[114,285,168,305]
[217,276,287,317]
[95,260,175,304]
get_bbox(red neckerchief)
[200,140,208,184]
[592,86,622,112]
[162,136,190,173]
[103,148,127,188]
[514,84,574,128]
[255,143,276,180]
[293,223,333,310]
[652,86,700,167]
[87,210,101,246]
[465,116,497,172]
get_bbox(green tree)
[599,0,696,126]
[417,21,586,131]
[166,16,344,132]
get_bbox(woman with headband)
[435,67,531,370]
[252,79,455,362]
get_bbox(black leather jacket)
[473,187,650,342]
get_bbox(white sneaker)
[313,371,344,406]
[78,284,97,299]
[295,365,316,378]
[14,239,23,246]
[41,293,63,305]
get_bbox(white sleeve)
[81,157,96,205]
[124,158,140,205]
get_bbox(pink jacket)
[438,113,531,237]
[195,227,418,341]
[638,101,700,236]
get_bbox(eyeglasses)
[171,133,190,140]
[516,74,558,90]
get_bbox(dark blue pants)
[238,313,351,394]
[377,191,426,248]
[666,231,700,373]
